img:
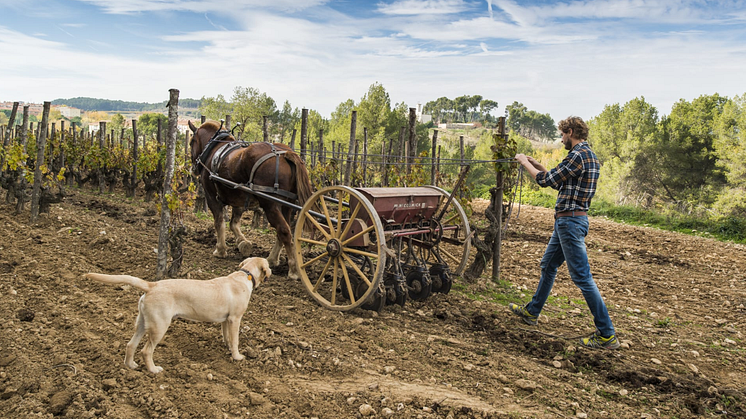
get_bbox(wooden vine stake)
[492,117,508,280]
[156,89,179,281]
[30,102,51,223]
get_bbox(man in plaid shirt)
[510,116,619,350]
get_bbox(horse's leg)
[267,238,282,268]
[209,201,228,258]
[268,205,293,266]
[230,206,251,256]
[264,202,299,280]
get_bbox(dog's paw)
[125,361,138,370]
[148,366,164,374]
[288,271,300,281]
[232,353,245,361]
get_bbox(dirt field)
[1,187,744,418]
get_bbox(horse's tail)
[285,151,315,233]
[286,152,314,206]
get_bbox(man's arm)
[515,154,547,180]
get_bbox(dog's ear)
[239,257,252,270]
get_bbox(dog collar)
[239,268,257,288]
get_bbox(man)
[510,116,619,350]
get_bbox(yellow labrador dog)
[85,257,271,374]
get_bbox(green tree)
[655,94,729,206]
[137,113,168,139]
[713,94,746,216]
[506,102,555,141]
[109,113,126,136]
[588,97,659,206]
[200,87,277,141]
[276,100,300,143]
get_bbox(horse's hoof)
[237,241,253,257]
[213,249,228,258]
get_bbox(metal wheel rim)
[423,185,472,276]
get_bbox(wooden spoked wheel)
[293,185,386,311]
[422,185,472,276]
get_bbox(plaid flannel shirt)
[535,142,599,213]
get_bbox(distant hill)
[52,97,201,112]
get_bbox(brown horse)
[188,120,313,279]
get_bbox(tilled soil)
[1,188,744,418]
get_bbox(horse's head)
[189,120,215,164]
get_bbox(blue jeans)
[525,216,616,337]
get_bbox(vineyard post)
[381,143,386,186]
[492,116,507,281]
[345,110,356,186]
[338,143,343,185]
[430,129,438,185]
[290,128,296,150]
[362,127,368,187]
[157,117,163,181]
[262,116,269,142]
[110,129,114,149]
[129,119,138,198]
[156,88,179,281]
[120,128,125,148]
[398,126,406,165]
[59,121,66,176]
[20,106,29,150]
[331,140,336,160]
[98,121,106,194]
[407,108,416,174]
[184,130,190,161]
[318,129,324,164]
[3,102,18,146]
[30,102,50,223]
[352,141,359,186]
[459,135,464,198]
[385,137,394,186]
[300,108,308,161]
[50,123,56,168]
[437,145,441,187]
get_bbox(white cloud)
[76,0,330,14]
[377,0,470,15]
[493,0,745,25]
[1,0,746,122]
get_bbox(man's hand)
[515,153,545,180]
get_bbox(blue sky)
[1,0,745,121]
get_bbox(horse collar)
[239,268,257,288]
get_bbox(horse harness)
[196,129,298,205]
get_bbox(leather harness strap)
[248,143,297,201]
[196,133,299,203]
[239,268,257,289]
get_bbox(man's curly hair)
[558,116,589,140]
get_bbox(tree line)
[51,97,201,112]
[586,94,746,218]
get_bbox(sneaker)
[580,331,620,349]
[509,303,538,326]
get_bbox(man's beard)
[564,139,572,150]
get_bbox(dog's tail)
[85,273,153,292]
